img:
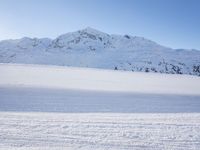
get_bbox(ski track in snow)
[0,113,200,150]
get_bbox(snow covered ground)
[1,63,200,95]
[0,113,200,150]
[0,86,200,113]
[0,63,200,149]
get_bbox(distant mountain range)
[0,27,200,76]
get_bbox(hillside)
[0,27,200,76]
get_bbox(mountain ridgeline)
[0,27,200,76]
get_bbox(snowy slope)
[1,63,200,95]
[0,27,200,76]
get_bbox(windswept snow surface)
[0,113,200,150]
[0,63,200,149]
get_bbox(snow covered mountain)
[0,27,200,76]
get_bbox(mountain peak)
[0,28,200,76]
[79,27,109,36]
[82,27,100,32]
[83,26,97,31]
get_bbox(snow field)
[0,112,200,150]
[0,63,200,95]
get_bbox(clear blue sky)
[0,0,199,49]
